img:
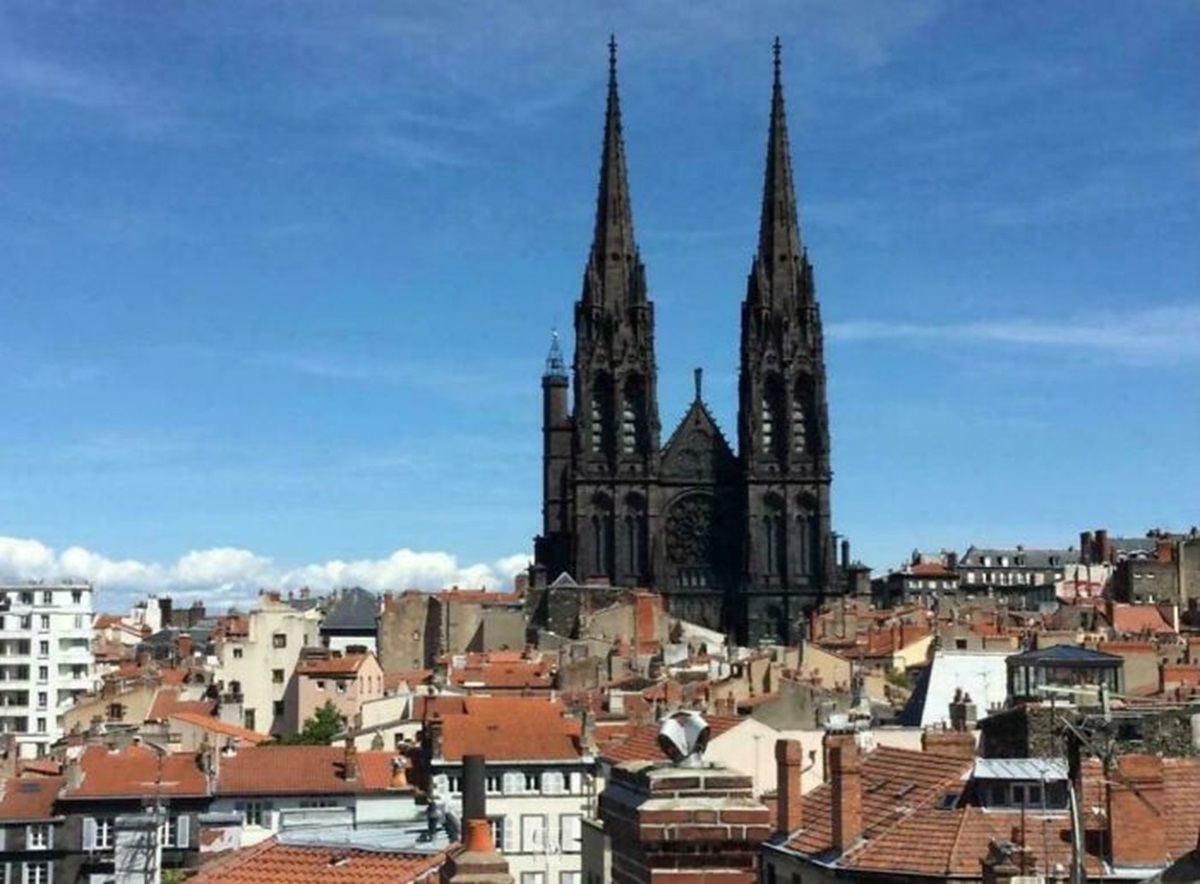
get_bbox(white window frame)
[560,813,582,853]
[520,814,546,854]
[26,824,51,850]
[22,860,51,884]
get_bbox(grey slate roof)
[959,546,1080,568]
[1006,644,1121,667]
[972,757,1067,781]
[319,587,379,633]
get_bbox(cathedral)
[533,40,838,645]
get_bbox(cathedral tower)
[736,40,835,642]
[534,40,837,642]
[536,38,662,589]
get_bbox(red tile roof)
[215,746,397,795]
[297,653,372,677]
[149,687,218,721]
[448,657,554,690]
[599,715,743,764]
[0,776,63,821]
[783,752,1200,877]
[66,745,208,799]
[435,697,582,762]
[169,712,271,745]
[1110,604,1175,635]
[190,837,447,883]
[384,670,433,693]
[907,562,957,578]
[784,746,973,856]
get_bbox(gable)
[660,401,737,481]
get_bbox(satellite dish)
[657,711,711,768]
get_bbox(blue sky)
[1,2,1197,609]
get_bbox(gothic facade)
[534,41,837,644]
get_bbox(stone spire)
[754,37,806,301]
[585,35,642,308]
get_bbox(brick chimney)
[829,741,862,853]
[598,761,770,883]
[775,739,804,835]
[921,726,976,759]
[342,738,359,782]
[1107,755,1165,867]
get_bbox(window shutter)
[176,816,190,849]
[501,815,515,854]
[82,817,96,851]
[562,814,582,852]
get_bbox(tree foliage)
[276,700,345,745]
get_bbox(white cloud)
[828,303,1200,365]
[0,536,529,610]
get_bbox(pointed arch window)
[592,514,614,578]
[762,375,787,459]
[792,391,808,454]
[763,495,786,576]
[620,376,646,455]
[624,494,647,579]
[590,375,614,454]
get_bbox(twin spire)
[590,35,638,282]
[588,36,804,291]
[757,37,805,277]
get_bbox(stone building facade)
[534,41,837,644]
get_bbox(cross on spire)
[586,34,641,307]
[755,37,804,289]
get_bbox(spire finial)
[544,327,567,379]
[609,34,618,81]
[694,367,703,401]
[754,35,803,282]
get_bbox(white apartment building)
[0,580,95,758]
[215,594,322,736]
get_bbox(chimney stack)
[343,738,359,782]
[775,739,804,835]
[829,741,862,853]
[440,754,512,883]
[1107,755,1166,867]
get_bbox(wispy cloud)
[829,303,1200,365]
[0,536,530,608]
[0,43,182,137]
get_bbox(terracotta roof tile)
[297,653,371,677]
[449,658,554,690]
[384,670,433,693]
[149,687,218,721]
[215,746,396,795]
[0,776,63,821]
[169,712,270,745]
[66,745,208,799]
[190,837,447,883]
[1110,604,1175,635]
[785,746,972,855]
[436,697,582,762]
[599,715,742,764]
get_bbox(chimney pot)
[775,739,804,835]
[829,742,862,852]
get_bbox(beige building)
[285,649,384,732]
[215,595,322,736]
